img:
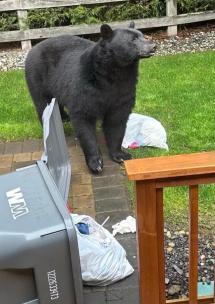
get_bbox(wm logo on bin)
[6,187,29,220]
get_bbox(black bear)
[25,23,155,173]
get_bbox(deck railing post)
[136,180,165,304]
[189,185,199,304]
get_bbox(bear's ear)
[100,24,113,40]
[129,21,135,29]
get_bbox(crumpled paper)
[112,216,136,236]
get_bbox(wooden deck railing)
[125,151,215,304]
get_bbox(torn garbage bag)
[71,214,134,286]
[122,113,168,150]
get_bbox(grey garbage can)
[0,100,83,304]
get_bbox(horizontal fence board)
[174,10,215,24]
[0,0,19,12]
[0,10,214,43]
[0,0,126,12]
[0,30,24,43]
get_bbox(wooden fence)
[125,151,215,304]
[0,0,215,50]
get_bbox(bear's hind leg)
[59,105,70,122]
[26,78,52,124]
[32,91,51,123]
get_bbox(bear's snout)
[137,39,156,58]
[150,42,156,53]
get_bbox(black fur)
[25,23,155,173]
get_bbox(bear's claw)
[87,156,103,174]
[111,150,132,164]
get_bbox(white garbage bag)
[122,113,168,150]
[71,214,134,286]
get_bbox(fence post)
[17,9,32,51]
[166,0,177,36]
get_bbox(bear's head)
[99,22,156,67]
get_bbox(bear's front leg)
[103,112,132,164]
[72,118,103,173]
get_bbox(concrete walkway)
[0,136,139,304]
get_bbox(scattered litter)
[112,216,136,236]
[173,264,183,276]
[67,204,73,213]
[101,216,110,227]
[76,222,90,235]
[71,214,134,286]
[122,113,168,150]
[198,281,214,296]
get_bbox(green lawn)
[0,70,41,140]
[0,70,72,139]
[0,51,214,229]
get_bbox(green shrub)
[27,6,104,28]
[181,0,214,13]
[0,12,18,31]
[178,0,215,14]
[27,1,166,29]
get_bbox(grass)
[0,70,73,140]
[0,51,214,229]
[0,70,41,140]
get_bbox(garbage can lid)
[42,99,71,203]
